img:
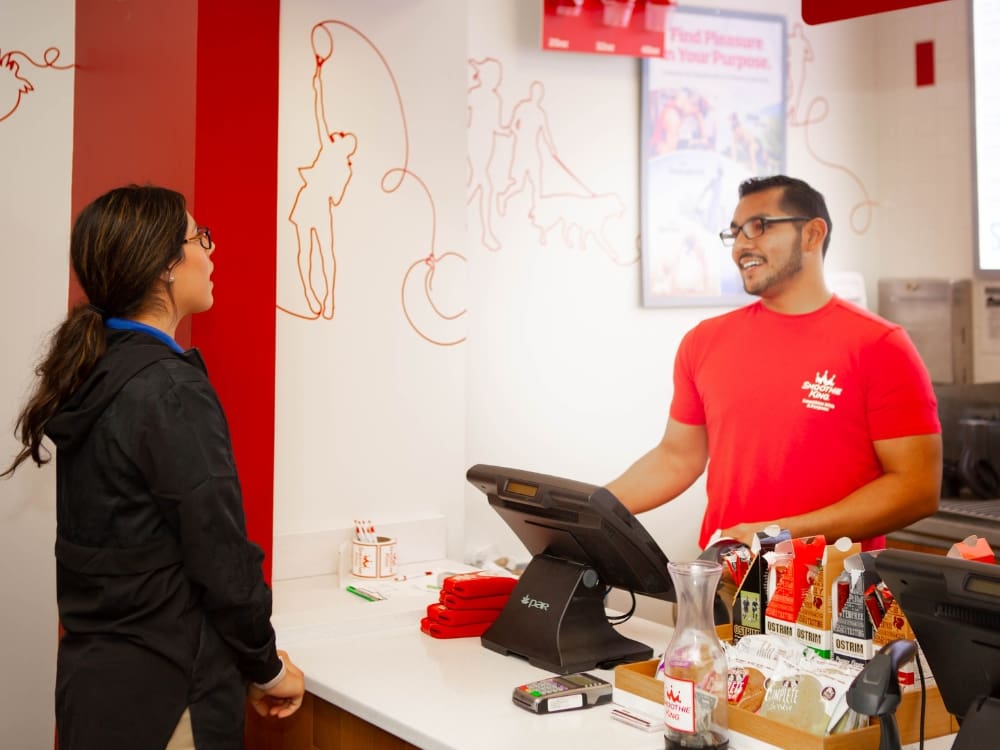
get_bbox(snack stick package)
[761,549,793,638]
[732,528,790,643]
[732,553,768,643]
[831,552,880,665]
[764,536,826,639]
[795,537,861,658]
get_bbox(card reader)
[512,672,612,713]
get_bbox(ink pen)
[394,570,435,582]
[346,585,379,602]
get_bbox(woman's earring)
[168,275,175,283]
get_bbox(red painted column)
[71,0,279,579]
[191,0,280,579]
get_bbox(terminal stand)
[481,553,653,674]
[953,695,1000,750]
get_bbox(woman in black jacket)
[3,185,304,749]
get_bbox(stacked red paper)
[419,572,518,639]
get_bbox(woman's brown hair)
[3,184,188,476]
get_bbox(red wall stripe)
[191,0,280,581]
[72,0,279,580]
[71,0,198,355]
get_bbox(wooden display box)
[614,656,958,750]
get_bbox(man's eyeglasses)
[185,226,212,250]
[719,216,810,247]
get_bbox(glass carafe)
[663,560,729,750]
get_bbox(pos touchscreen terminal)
[875,549,1000,749]
[466,464,675,674]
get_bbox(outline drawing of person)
[287,23,358,320]
[466,57,508,251]
[497,80,557,219]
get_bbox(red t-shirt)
[670,296,940,550]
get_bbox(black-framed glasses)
[184,226,212,250]
[719,216,810,247]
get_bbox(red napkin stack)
[419,572,518,639]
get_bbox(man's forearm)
[607,446,701,514]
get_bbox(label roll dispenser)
[466,464,677,674]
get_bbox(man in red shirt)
[608,175,941,550]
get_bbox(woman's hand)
[248,650,306,719]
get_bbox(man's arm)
[722,433,942,546]
[606,418,709,514]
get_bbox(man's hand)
[719,522,774,549]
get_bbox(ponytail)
[2,303,107,476]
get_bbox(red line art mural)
[283,24,359,321]
[397,167,467,347]
[786,23,876,235]
[497,81,558,219]
[279,20,466,347]
[466,57,636,266]
[0,45,73,124]
[466,58,507,252]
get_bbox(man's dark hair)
[738,175,832,256]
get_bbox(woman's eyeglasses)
[184,226,212,250]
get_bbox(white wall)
[272,0,471,571]
[0,1,75,746]
[873,0,973,285]
[462,0,708,565]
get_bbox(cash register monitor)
[875,549,1000,747]
[466,464,675,674]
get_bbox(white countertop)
[270,561,954,750]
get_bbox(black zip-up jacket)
[45,329,282,750]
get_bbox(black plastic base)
[953,695,1000,750]
[481,554,653,674]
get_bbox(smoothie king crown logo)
[801,369,843,412]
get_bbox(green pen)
[346,585,378,602]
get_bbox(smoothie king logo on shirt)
[801,369,842,412]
